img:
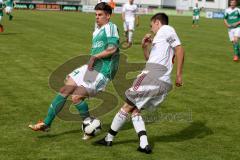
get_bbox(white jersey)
[97,0,109,3]
[147,25,181,84]
[122,2,138,22]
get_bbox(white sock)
[105,108,128,142]
[128,31,133,43]
[132,114,149,148]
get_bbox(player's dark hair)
[95,2,112,15]
[151,13,169,25]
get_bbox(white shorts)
[124,20,135,31]
[228,28,240,41]
[193,15,199,20]
[125,72,172,110]
[68,65,109,97]
[5,7,13,13]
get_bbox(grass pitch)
[0,10,240,160]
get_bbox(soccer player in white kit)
[122,0,139,47]
[96,13,184,154]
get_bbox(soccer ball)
[82,117,102,136]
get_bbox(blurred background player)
[0,0,4,32]
[192,3,200,27]
[98,0,115,9]
[122,0,139,47]
[29,2,120,140]
[224,0,240,61]
[4,0,15,21]
[98,0,109,4]
[96,13,184,154]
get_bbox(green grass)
[0,10,240,160]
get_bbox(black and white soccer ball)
[82,117,102,136]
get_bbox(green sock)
[44,94,67,126]
[74,101,90,120]
[233,43,239,56]
[196,20,199,25]
[7,14,13,20]
[192,20,195,25]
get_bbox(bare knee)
[121,103,135,113]
[132,108,140,116]
[71,95,84,104]
[59,85,75,96]
[233,38,239,44]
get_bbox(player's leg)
[71,86,90,120]
[95,72,153,153]
[131,108,151,154]
[29,77,77,131]
[228,29,237,60]
[232,29,240,61]
[96,102,134,145]
[71,86,93,140]
[127,21,135,46]
[196,16,199,26]
[192,16,196,27]
[123,21,128,42]
[6,7,13,21]
[0,16,3,32]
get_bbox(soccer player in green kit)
[0,0,4,32]
[29,2,120,140]
[192,3,200,27]
[224,0,240,61]
[4,0,14,20]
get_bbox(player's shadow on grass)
[151,121,213,142]
[0,33,23,35]
[37,129,81,139]
[113,121,213,147]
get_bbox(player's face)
[129,0,134,4]
[230,0,237,7]
[150,20,161,34]
[95,10,111,27]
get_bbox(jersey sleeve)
[165,27,181,48]
[105,23,120,46]
[168,32,181,48]
[122,4,126,12]
[134,5,138,13]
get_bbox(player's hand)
[88,56,97,71]
[227,24,233,28]
[175,75,183,87]
[141,34,152,48]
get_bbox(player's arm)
[88,44,118,71]
[141,33,152,60]
[175,45,184,87]
[224,19,235,28]
[224,19,231,28]
[223,12,232,28]
[122,5,125,21]
[122,12,125,21]
[95,45,117,59]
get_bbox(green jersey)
[224,7,240,28]
[5,0,13,7]
[193,7,200,16]
[0,2,3,16]
[91,22,120,80]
